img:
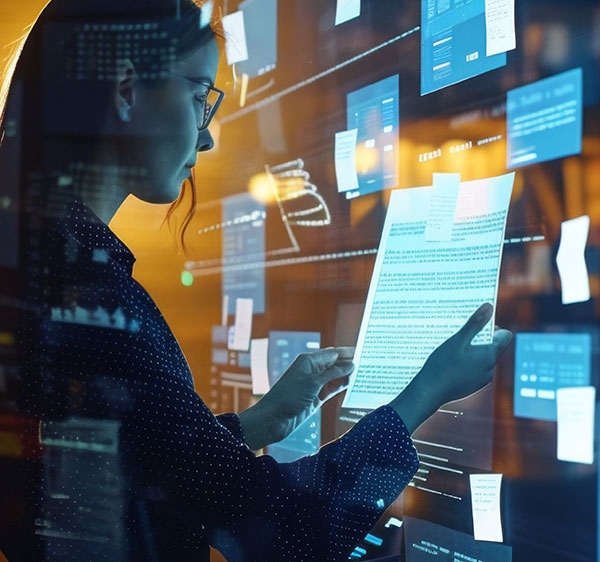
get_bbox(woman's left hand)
[237,348,354,451]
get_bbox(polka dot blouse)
[14,197,419,562]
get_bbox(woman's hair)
[0,0,223,254]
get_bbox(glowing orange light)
[248,173,277,204]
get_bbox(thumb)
[492,328,513,358]
[457,303,493,343]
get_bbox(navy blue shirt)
[15,197,419,562]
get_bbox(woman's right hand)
[389,303,513,434]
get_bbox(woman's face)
[124,37,220,204]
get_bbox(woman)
[0,0,512,560]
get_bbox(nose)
[196,129,214,152]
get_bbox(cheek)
[142,88,198,157]
[163,102,198,152]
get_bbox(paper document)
[343,173,514,409]
[334,129,359,192]
[230,298,253,351]
[556,386,595,464]
[485,0,516,56]
[424,173,461,242]
[470,474,504,542]
[222,11,249,64]
[335,0,361,26]
[556,215,590,305]
[250,338,270,395]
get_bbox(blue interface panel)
[222,193,266,315]
[514,333,592,421]
[421,0,506,95]
[237,0,277,77]
[507,68,583,168]
[267,410,321,463]
[267,331,321,387]
[266,331,321,462]
[404,517,512,561]
[345,74,399,199]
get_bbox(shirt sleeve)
[216,413,246,443]
[122,377,419,562]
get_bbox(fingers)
[331,347,355,362]
[318,376,350,401]
[319,361,355,385]
[457,303,493,343]
[301,349,339,372]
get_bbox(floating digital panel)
[344,75,399,199]
[404,517,512,561]
[250,338,270,394]
[265,332,321,462]
[470,474,504,542]
[267,331,321,387]
[556,215,590,305]
[335,0,361,25]
[222,193,265,315]
[237,0,278,77]
[421,0,506,95]
[484,0,516,56]
[507,68,583,168]
[556,386,595,465]
[267,410,321,463]
[222,11,249,65]
[514,333,592,421]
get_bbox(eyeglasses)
[167,72,225,131]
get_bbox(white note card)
[250,338,270,395]
[343,173,514,409]
[222,295,230,326]
[222,11,249,65]
[556,215,590,305]
[231,298,253,351]
[485,0,516,56]
[556,386,595,465]
[470,474,504,542]
[334,129,359,192]
[335,0,361,26]
[425,173,461,242]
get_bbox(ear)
[114,59,136,123]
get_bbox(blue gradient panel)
[267,411,321,463]
[421,0,506,95]
[507,68,583,168]
[514,333,591,421]
[237,0,277,77]
[267,331,321,387]
[345,75,399,198]
[222,193,265,314]
[267,331,321,462]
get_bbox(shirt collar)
[60,197,137,275]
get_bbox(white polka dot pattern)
[16,198,419,561]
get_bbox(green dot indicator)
[180,270,194,287]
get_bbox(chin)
[139,181,183,205]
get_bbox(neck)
[77,146,130,225]
[81,177,128,225]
